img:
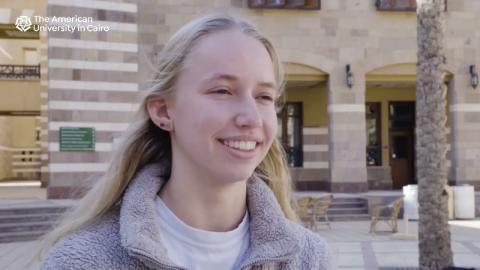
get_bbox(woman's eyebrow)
[202,73,238,84]
[202,73,277,89]
[257,81,277,90]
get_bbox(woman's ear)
[146,96,174,131]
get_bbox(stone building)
[0,0,479,198]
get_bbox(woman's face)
[168,29,278,183]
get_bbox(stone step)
[322,197,370,221]
[329,201,367,209]
[0,221,54,233]
[328,207,369,215]
[331,197,367,204]
[0,201,74,242]
[0,212,62,224]
[0,230,47,243]
[329,214,371,221]
[0,206,69,216]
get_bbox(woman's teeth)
[222,140,256,151]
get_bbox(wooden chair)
[369,197,404,234]
[296,196,313,228]
[311,194,333,230]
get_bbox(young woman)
[37,13,333,270]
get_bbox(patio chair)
[369,196,404,234]
[311,194,333,230]
[296,196,313,229]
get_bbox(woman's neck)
[158,170,248,232]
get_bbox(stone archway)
[365,63,453,190]
[280,61,332,191]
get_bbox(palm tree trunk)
[416,0,453,269]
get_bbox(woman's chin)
[212,168,256,184]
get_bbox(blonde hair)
[33,13,297,264]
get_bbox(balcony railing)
[248,0,320,10]
[375,0,447,11]
[0,65,40,80]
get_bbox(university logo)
[15,16,32,32]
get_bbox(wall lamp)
[346,64,354,88]
[469,65,478,89]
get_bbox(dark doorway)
[366,102,382,166]
[277,102,303,167]
[389,102,415,189]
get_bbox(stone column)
[327,65,368,192]
[39,11,49,188]
[0,117,12,180]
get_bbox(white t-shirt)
[154,196,250,270]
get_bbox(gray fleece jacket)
[40,163,333,270]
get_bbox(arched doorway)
[281,62,329,190]
[365,63,452,189]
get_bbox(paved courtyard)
[0,219,479,270]
[323,220,480,269]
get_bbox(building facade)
[1,0,479,198]
[0,0,45,184]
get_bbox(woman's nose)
[234,96,262,128]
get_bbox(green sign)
[59,127,95,152]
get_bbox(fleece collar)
[119,162,301,270]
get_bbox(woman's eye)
[213,89,231,95]
[259,95,274,102]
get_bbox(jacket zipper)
[235,255,292,270]
[134,251,283,270]
[129,248,187,270]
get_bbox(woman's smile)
[218,139,261,160]
[217,135,264,159]
[221,140,257,151]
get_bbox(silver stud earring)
[159,122,170,130]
